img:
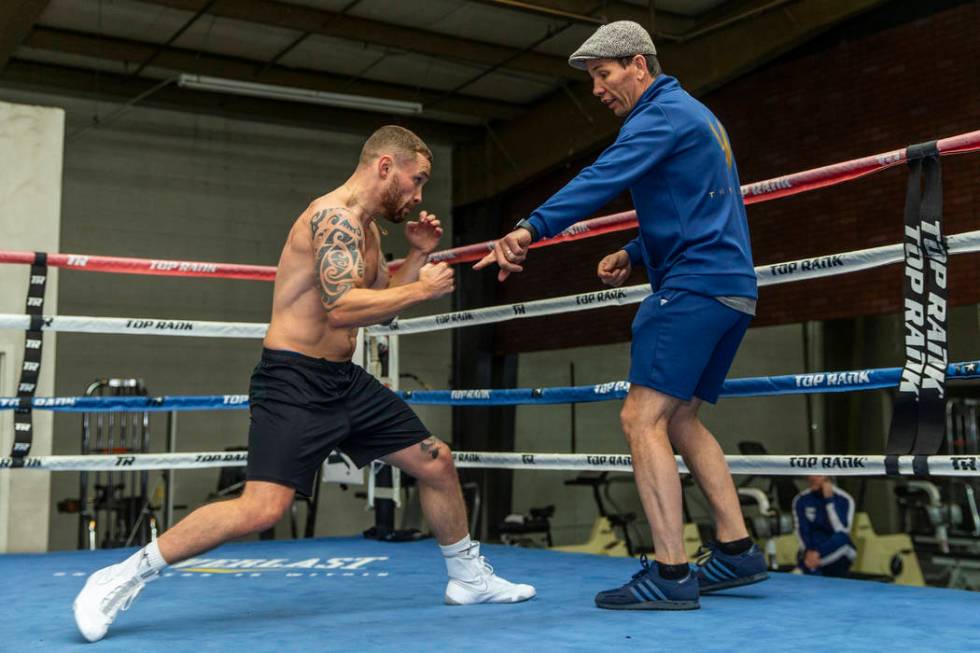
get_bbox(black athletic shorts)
[246,347,430,497]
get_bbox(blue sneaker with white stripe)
[693,543,769,593]
[594,555,699,610]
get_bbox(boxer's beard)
[380,178,407,224]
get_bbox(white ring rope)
[368,229,980,335]
[2,230,977,340]
[0,315,269,339]
[3,451,979,477]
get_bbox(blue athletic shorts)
[629,289,752,403]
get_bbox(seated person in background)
[792,475,856,577]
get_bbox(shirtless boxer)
[72,125,535,643]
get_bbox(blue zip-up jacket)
[526,75,757,298]
[792,487,857,563]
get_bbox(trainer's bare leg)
[158,480,295,563]
[620,384,687,564]
[667,399,748,542]
[383,436,467,544]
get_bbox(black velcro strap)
[9,255,48,461]
[884,455,901,477]
[886,142,947,456]
[912,455,930,477]
[25,265,47,315]
[11,407,33,465]
[886,153,926,455]
[911,152,947,455]
[906,140,939,161]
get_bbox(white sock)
[440,535,473,558]
[441,535,480,581]
[124,539,168,577]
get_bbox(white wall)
[0,87,452,551]
[0,100,64,552]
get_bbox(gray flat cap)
[568,20,656,70]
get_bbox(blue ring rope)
[0,361,976,412]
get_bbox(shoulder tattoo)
[310,209,365,310]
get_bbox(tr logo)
[707,118,733,169]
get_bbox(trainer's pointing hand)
[473,228,532,282]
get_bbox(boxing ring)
[2,131,980,650]
[5,537,980,652]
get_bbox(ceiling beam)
[469,0,606,27]
[511,0,696,37]
[23,26,523,122]
[137,0,582,82]
[453,0,891,206]
[0,58,480,143]
[0,0,49,69]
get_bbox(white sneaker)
[444,541,536,605]
[73,560,158,642]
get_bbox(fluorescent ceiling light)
[177,74,423,116]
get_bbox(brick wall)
[484,1,979,354]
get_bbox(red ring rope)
[1,130,976,276]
